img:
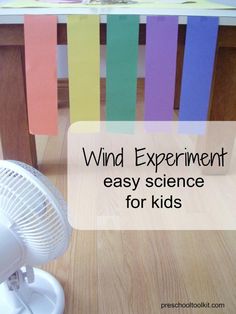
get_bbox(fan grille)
[0,161,71,265]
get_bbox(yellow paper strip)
[67,15,100,123]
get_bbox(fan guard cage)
[0,160,71,266]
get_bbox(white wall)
[57,45,146,79]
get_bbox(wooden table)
[0,8,236,168]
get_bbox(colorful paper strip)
[106,15,139,121]
[179,17,219,121]
[67,15,100,123]
[24,15,58,135]
[144,16,178,121]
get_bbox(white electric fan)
[0,160,71,314]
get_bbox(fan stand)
[0,268,65,314]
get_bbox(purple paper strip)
[144,16,178,121]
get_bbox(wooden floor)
[1,108,236,313]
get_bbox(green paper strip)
[67,15,100,123]
[106,15,139,121]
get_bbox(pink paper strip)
[24,15,58,135]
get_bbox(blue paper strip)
[179,17,219,121]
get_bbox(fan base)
[0,268,65,314]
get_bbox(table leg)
[174,25,185,110]
[0,46,37,167]
[209,47,236,121]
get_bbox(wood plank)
[97,231,128,313]
[0,46,37,166]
